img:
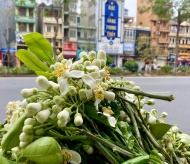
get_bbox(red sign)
[63,42,77,51]
[63,42,77,57]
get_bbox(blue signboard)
[124,42,135,52]
[104,0,119,39]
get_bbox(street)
[0,77,190,134]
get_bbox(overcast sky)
[124,0,137,19]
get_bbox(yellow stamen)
[62,150,72,164]
[102,106,114,115]
[94,85,105,100]
[53,63,68,77]
[104,66,110,80]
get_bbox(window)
[124,28,136,41]
[56,41,59,46]
[29,23,33,32]
[18,7,26,16]
[77,31,81,37]
[29,8,33,18]
[84,32,87,38]
[47,26,51,32]
[70,15,76,23]
[54,26,58,32]
[18,23,27,31]
[70,30,76,37]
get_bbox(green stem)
[48,130,87,140]
[117,95,149,129]
[94,142,120,164]
[33,123,52,130]
[133,111,172,163]
[75,128,136,158]
[111,86,174,101]
[120,100,144,149]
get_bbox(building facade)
[136,0,170,65]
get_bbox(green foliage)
[160,65,172,73]
[19,137,63,164]
[124,61,139,73]
[16,32,54,78]
[0,66,34,75]
[106,54,113,66]
[136,35,158,61]
[109,67,122,75]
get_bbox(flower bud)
[36,76,51,89]
[21,88,38,98]
[150,109,157,116]
[19,141,29,149]
[84,61,91,67]
[132,86,141,91]
[49,81,60,92]
[53,96,64,105]
[21,99,28,108]
[52,105,63,114]
[105,91,115,101]
[97,50,106,61]
[88,51,96,61]
[170,126,179,133]
[19,132,33,143]
[83,145,94,154]
[100,60,106,68]
[57,108,71,121]
[74,113,83,126]
[24,118,36,126]
[23,125,33,134]
[148,114,157,124]
[36,109,51,124]
[147,99,155,106]
[25,103,42,117]
[79,89,87,101]
[80,52,88,60]
[57,119,68,128]
[26,96,37,103]
[92,59,101,69]
[68,86,77,96]
[35,128,45,135]
[161,112,168,118]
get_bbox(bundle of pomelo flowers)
[0,32,190,164]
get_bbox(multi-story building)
[76,0,96,59]
[169,21,190,65]
[15,0,36,50]
[136,0,170,65]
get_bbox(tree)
[136,35,158,61]
[138,0,190,72]
[0,0,15,66]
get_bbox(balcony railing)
[16,16,35,23]
[158,38,170,44]
[43,17,62,24]
[44,32,63,39]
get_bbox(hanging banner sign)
[104,0,119,39]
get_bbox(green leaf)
[149,123,172,140]
[20,137,63,164]
[0,154,11,164]
[1,115,26,154]
[16,49,52,72]
[23,32,54,64]
[84,103,110,127]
